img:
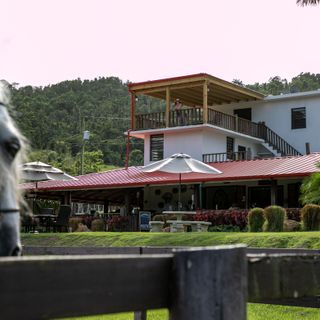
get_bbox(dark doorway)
[248,186,284,208]
[238,145,246,160]
[234,108,252,121]
[287,183,302,207]
[205,186,246,209]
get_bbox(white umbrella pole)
[178,173,182,210]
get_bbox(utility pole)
[81,130,90,175]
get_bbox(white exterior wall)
[141,91,320,165]
[165,130,204,160]
[143,128,261,165]
[215,94,320,155]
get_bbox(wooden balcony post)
[130,91,136,130]
[203,81,208,123]
[166,87,170,127]
[235,114,239,132]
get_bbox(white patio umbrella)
[20,161,77,188]
[141,153,222,209]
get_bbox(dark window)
[226,137,234,159]
[291,107,306,129]
[150,134,164,161]
[234,108,252,121]
[238,145,246,160]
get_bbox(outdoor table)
[162,211,196,221]
[33,214,57,232]
[163,211,196,232]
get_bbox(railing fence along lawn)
[0,245,319,319]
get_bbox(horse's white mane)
[0,81,27,210]
[0,81,10,106]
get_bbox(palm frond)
[297,0,320,6]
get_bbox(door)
[234,108,252,121]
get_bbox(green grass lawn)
[21,231,320,249]
[25,232,320,320]
[62,304,320,320]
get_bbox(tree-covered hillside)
[8,72,320,175]
[10,77,163,175]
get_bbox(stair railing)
[258,123,301,156]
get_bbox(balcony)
[135,107,262,138]
[129,74,301,157]
[135,107,301,158]
[135,108,203,130]
[202,151,250,163]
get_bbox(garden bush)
[300,204,320,231]
[209,225,241,232]
[68,217,83,232]
[263,205,286,232]
[91,219,106,232]
[286,208,301,221]
[194,209,248,230]
[107,215,128,232]
[248,208,264,232]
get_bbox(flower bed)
[195,208,301,230]
[195,209,248,230]
[107,215,129,232]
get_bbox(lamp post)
[81,130,90,175]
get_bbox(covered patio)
[21,153,320,232]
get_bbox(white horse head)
[0,82,26,256]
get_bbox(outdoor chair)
[21,214,39,233]
[52,205,71,232]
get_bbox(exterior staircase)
[258,123,302,157]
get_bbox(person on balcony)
[174,98,184,125]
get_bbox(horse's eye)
[4,137,21,160]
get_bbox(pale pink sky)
[1,0,320,86]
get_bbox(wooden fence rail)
[0,246,319,319]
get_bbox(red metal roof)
[21,153,320,192]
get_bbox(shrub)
[91,219,105,232]
[194,209,248,230]
[107,215,128,232]
[300,204,320,231]
[248,208,265,232]
[209,225,241,232]
[286,208,301,221]
[68,218,83,232]
[263,205,286,232]
[283,219,301,232]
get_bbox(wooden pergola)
[128,73,265,130]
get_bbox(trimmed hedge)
[300,204,320,231]
[248,208,265,232]
[264,205,286,232]
[91,219,106,232]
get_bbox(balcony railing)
[202,151,250,163]
[135,108,301,157]
[135,108,203,130]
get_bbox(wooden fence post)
[170,245,247,320]
[134,311,147,320]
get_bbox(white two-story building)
[28,73,320,214]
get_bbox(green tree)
[300,171,320,205]
[129,149,144,166]
[297,0,320,5]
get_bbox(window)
[226,137,234,159]
[150,134,164,161]
[291,107,306,129]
